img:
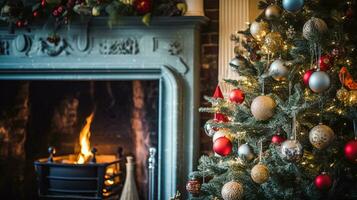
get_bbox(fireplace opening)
[0,80,159,199]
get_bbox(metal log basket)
[34,147,124,200]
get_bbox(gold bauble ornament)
[251,164,270,184]
[309,124,335,150]
[250,95,276,121]
[265,5,282,20]
[221,181,244,200]
[336,87,349,102]
[262,32,283,55]
[250,21,270,41]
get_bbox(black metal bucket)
[34,155,123,200]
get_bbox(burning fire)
[77,112,94,164]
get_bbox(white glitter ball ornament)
[221,181,244,200]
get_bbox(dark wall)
[200,0,219,154]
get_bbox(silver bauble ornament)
[269,59,289,81]
[229,55,248,71]
[251,96,276,121]
[221,181,244,200]
[238,143,254,161]
[213,129,232,142]
[204,119,217,137]
[308,71,331,93]
[251,164,270,184]
[250,21,270,41]
[309,124,334,149]
[280,139,303,162]
[302,17,328,42]
[265,5,282,20]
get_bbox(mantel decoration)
[0,0,187,31]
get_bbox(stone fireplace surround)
[0,16,208,199]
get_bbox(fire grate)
[34,147,124,200]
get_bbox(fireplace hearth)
[0,16,207,199]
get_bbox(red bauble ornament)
[229,89,245,104]
[41,0,46,7]
[214,113,229,122]
[344,139,357,163]
[16,20,23,28]
[303,69,315,86]
[314,173,332,190]
[134,0,152,14]
[272,134,286,144]
[302,69,315,86]
[186,177,201,197]
[213,137,232,156]
[33,11,39,17]
[318,55,333,71]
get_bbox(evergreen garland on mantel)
[0,0,187,32]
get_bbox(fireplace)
[0,17,208,199]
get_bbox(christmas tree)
[187,0,357,199]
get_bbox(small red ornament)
[41,0,46,7]
[186,177,201,197]
[271,134,286,144]
[213,85,224,99]
[16,20,23,28]
[134,0,152,14]
[229,89,245,104]
[344,139,357,163]
[214,113,229,122]
[303,69,315,86]
[213,137,232,156]
[314,173,332,190]
[318,55,333,71]
[33,11,39,17]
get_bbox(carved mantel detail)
[98,38,139,55]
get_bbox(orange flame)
[77,112,94,164]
